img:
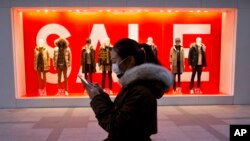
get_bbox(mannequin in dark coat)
[81,38,96,82]
[188,37,207,94]
[87,38,173,141]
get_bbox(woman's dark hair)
[113,38,160,65]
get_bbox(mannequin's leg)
[197,66,203,93]
[63,67,68,95]
[57,68,62,95]
[37,70,42,89]
[173,74,176,92]
[89,64,92,83]
[190,67,197,93]
[102,65,106,88]
[42,71,47,95]
[37,70,42,95]
[108,71,112,94]
[177,74,181,87]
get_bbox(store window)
[12,8,236,98]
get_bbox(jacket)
[90,63,173,141]
[98,44,113,71]
[81,45,96,73]
[53,46,72,68]
[34,46,50,71]
[170,45,185,73]
[188,43,207,68]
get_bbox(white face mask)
[112,57,128,78]
[112,63,122,76]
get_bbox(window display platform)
[22,92,226,98]
[16,94,233,108]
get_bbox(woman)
[87,38,173,141]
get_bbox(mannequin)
[170,37,185,93]
[146,37,158,57]
[188,37,207,94]
[53,38,72,96]
[98,37,113,94]
[34,39,50,96]
[81,38,96,83]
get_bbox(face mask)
[112,63,122,76]
[112,57,128,78]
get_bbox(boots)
[38,89,43,96]
[65,91,69,96]
[43,87,47,96]
[176,87,182,94]
[56,89,61,96]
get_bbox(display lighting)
[25,8,213,14]
[17,9,216,13]
[19,8,216,14]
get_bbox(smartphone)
[78,74,92,88]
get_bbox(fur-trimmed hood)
[119,63,173,98]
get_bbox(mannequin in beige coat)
[170,37,185,93]
[34,39,50,96]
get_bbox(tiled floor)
[0,105,250,141]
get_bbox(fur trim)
[54,38,69,46]
[119,63,173,90]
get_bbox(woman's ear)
[126,56,136,69]
[119,56,136,72]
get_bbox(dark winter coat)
[81,45,96,73]
[188,43,207,68]
[90,63,173,141]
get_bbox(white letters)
[36,23,212,84]
[128,24,139,41]
[234,129,247,136]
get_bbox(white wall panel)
[0,8,16,108]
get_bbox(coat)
[90,63,173,141]
[98,44,113,71]
[170,45,185,73]
[53,46,72,68]
[81,45,96,73]
[188,43,207,68]
[34,46,50,71]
